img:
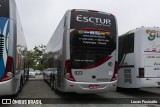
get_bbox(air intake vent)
[0,34,4,58]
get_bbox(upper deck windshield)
[70,10,117,48]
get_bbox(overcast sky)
[15,0,160,50]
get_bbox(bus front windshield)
[70,29,116,69]
[70,11,117,69]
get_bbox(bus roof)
[120,26,160,36]
[71,9,114,16]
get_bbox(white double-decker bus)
[118,27,160,88]
[0,0,29,96]
[45,9,118,93]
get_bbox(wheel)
[19,77,23,92]
[50,75,57,91]
[13,90,19,97]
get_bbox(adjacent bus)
[45,9,118,93]
[118,27,160,88]
[0,0,29,96]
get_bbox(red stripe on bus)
[144,51,160,53]
[81,28,109,32]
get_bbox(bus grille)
[0,34,4,58]
[124,69,132,84]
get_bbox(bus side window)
[119,33,134,54]
[119,37,123,54]
[128,33,134,53]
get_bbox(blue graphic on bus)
[0,17,9,80]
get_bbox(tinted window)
[70,29,116,49]
[119,33,134,54]
[0,0,9,18]
[71,47,112,69]
[70,29,116,69]
[70,10,117,69]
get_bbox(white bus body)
[118,27,160,88]
[45,9,118,93]
[0,0,29,96]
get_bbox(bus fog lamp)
[65,73,70,78]
[7,72,13,78]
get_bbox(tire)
[13,91,19,97]
[19,77,23,92]
[50,75,57,91]
[43,74,46,81]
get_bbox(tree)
[42,51,59,69]
[27,45,46,70]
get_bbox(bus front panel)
[68,10,117,84]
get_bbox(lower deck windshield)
[71,47,113,69]
[70,29,116,69]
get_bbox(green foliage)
[27,45,46,70]
[43,52,54,69]
[42,51,59,69]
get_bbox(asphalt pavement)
[1,75,160,107]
